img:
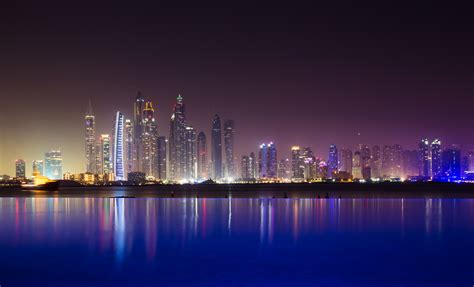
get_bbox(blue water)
[0,198,473,286]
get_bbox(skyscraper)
[113,111,125,181]
[277,158,291,180]
[100,134,111,174]
[241,155,252,180]
[352,151,362,179]
[15,159,25,179]
[370,145,382,178]
[184,126,197,180]
[132,92,145,172]
[291,146,304,180]
[419,139,431,177]
[442,146,461,179]
[258,142,277,179]
[124,119,133,176]
[431,139,442,179]
[32,160,44,176]
[211,114,222,179]
[85,100,96,173]
[157,136,167,180]
[142,101,158,177]
[45,150,62,179]
[339,148,353,176]
[169,94,186,180]
[249,152,256,178]
[327,144,338,178]
[223,120,235,179]
[197,132,208,179]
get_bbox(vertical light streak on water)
[193,197,198,238]
[228,196,232,234]
[114,198,125,265]
[425,199,432,235]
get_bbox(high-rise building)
[100,134,111,174]
[15,159,26,179]
[302,147,316,180]
[45,150,62,179]
[169,95,187,180]
[124,119,133,177]
[184,126,197,180]
[132,92,145,172]
[339,148,353,175]
[370,145,382,178]
[431,139,442,179]
[442,146,461,179]
[196,132,208,179]
[352,151,362,179]
[468,150,474,172]
[241,155,252,180]
[277,158,291,180]
[249,152,257,178]
[327,144,338,178]
[85,100,96,173]
[113,111,125,181]
[142,101,158,177]
[223,120,235,179]
[382,145,403,178]
[157,136,167,180]
[291,146,304,180]
[258,142,277,179]
[32,160,44,176]
[211,114,223,179]
[419,139,431,177]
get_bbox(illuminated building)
[291,146,304,180]
[132,92,145,172]
[370,145,382,178]
[327,144,338,178]
[211,114,223,179]
[302,147,316,180]
[197,132,208,179]
[224,120,235,179]
[15,159,26,179]
[85,100,96,173]
[157,136,167,180]
[277,158,291,180]
[360,145,371,179]
[249,152,256,178]
[124,119,133,177]
[431,139,442,179]
[258,142,277,179]
[184,126,197,180]
[381,145,403,178]
[241,155,252,179]
[45,150,62,179]
[32,160,44,176]
[339,148,353,176]
[442,146,461,179]
[169,94,186,180]
[113,111,125,181]
[468,150,474,172]
[142,101,158,177]
[99,134,111,174]
[418,139,431,177]
[352,151,362,179]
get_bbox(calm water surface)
[0,197,473,286]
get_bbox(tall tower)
[85,100,96,173]
[142,101,158,177]
[100,134,111,174]
[15,159,26,179]
[114,111,125,180]
[197,131,208,179]
[169,94,187,180]
[157,136,167,180]
[291,146,304,180]
[132,92,145,172]
[124,119,133,177]
[431,139,442,178]
[418,139,431,177]
[259,142,277,179]
[327,144,338,178]
[184,126,197,180]
[223,119,235,179]
[211,114,222,179]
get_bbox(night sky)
[1,1,473,175]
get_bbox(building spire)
[86,98,93,115]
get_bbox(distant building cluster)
[5,94,474,185]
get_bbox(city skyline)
[1,2,473,176]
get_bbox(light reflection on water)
[0,197,473,286]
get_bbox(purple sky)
[1,1,473,175]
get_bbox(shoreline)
[1,182,474,198]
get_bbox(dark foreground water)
[0,198,473,286]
